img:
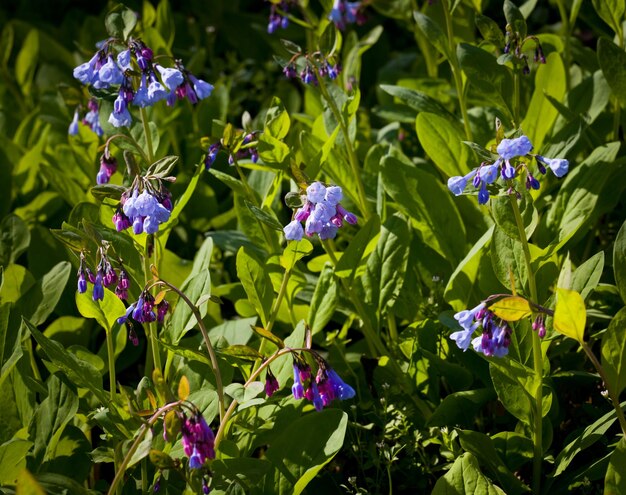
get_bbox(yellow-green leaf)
[554,288,586,343]
[178,375,190,401]
[490,296,532,321]
[75,288,126,333]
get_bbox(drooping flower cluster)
[117,290,169,326]
[264,367,280,397]
[204,131,259,170]
[181,411,215,470]
[291,355,355,411]
[329,0,366,30]
[267,1,291,33]
[112,180,173,235]
[68,99,104,137]
[283,182,357,241]
[450,303,513,358]
[447,134,569,204]
[76,248,129,302]
[73,37,213,129]
[283,53,342,85]
[97,152,118,185]
[503,28,546,75]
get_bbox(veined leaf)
[490,296,532,322]
[554,288,586,343]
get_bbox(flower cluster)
[447,134,569,204]
[283,182,357,241]
[264,367,280,397]
[283,54,341,85]
[503,29,546,75]
[291,355,355,411]
[117,290,169,325]
[267,1,291,33]
[73,38,213,128]
[204,131,259,170]
[97,152,118,185]
[180,410,215,470]
[329,0,366,30]
[450,303,513,358]
[76,249,129,301]
[113,182,173,235]
[68,99,104,137]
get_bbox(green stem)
[441,0,473,141]
[141,458,148,495]
[555,0,572,91]
[513,72,521,127]
[105,133,150,166]
[581,342,626,437]
[316,76,371,219]
[140,107,155,163]
[107,402,181,495]
[158,279,225,422]
[106,327,116,402]
[509,194,543,493]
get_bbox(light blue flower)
[133,76,150,107]
[283,220,304,241]
[306,182,326,203]
[117,50,131,71]
[189,75,213,99]
[537,155,569,178]
[497,135,533,160]
[156,65,184,91]
[98,56,124,86]
[447,170,477,196]
[68,110,79,135]
[325,186,343,205]
[108,106,132,127]
[480,162,499,184]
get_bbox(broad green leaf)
[343,26,383,86]
[491,193,537,240]
[601,307,626,397]
[265,409,347,495]
[379,85,458,122]
[0,214,30,267]
[416,112,470,177]
[413,12,450,59]
[236,246,273,327]
[489,359,538,425]
[308,264,337,335]
[105,4,138,40]
[15,30,38,97]
[554,288,586,343]
[614,220,626,304]
[257,133,290,167]
[334,214,380,279]
[598,38,626,108]
[15,468,46,495]
[432,452,506,495]
[571,251,604,300]
[244,201,283,231]
[491,432,534,472]
[363,214,410,314]
[265,97,291,139]
[76,288,125,333]
[592,0,625,37]
[427,389,496,427]
[25,320,106,403]
[381,151,466,263]
[279,239,313,270]
[219,344,263,361]
[146,155,178,178]
[490,296,532,322]
[475,14,505,47]
[521,52,566,150]
[458,430,530,494]
[605,437,626,495]
[0,264,35,304]
[0,439,33,485]
[16,262,71,327]
[503,0,527,39]
[251,325,284,348]
[490,227,527,293]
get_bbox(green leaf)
[25,320,106,403]
[475,14,505,47]
[265,409,347,495]
[90,184,126,202]
[0,214,30,267]
[605,437,626,495]
[427,389,496,428]
[334,214,380,279]
[614,220,626,304]
[16,468,46,495]
[244,201,283,231]
[491,432,534,472]
[521,52,566,150]
[264,97,291,139]
[571,251,604,300]
[503,0,527,39]
[489,359,538,425]
[257,133,290,167]
[380,150,466,263]
[251,325,284,348]
[489,296,532,322]
[601,307,626,397]
[416,112,470,177]
[413,12,450,59]
[432,452,506,495]
[16,262,71,327]
[308,264,338,335]
[0,439,33,485]
[75,288,126,333]
[598,38,626,108]
[554,288,586,343]
[458,430,530,495]
[379,85,458,122]
[236,246,273,327]
[219,344,263,361]
[363,214,410,314]
[104,4,138,40]
[592,0,625,37]
[146,155,178,178]
[279,239,313,270]
[490,227,527,294]
[15,29,38,97]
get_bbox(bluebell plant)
[282,51,341,86]
[68,99,104,136]
[73,37,213,128]
[283,182,357,241]
[204,130,260,170]
[267,1,292,33]
[329,0,366,30]
[76,245,129,302]
[447,134,569,204]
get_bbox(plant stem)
[158,279,225,422]
[441,0,473,141]
[107,402,181,495]
[513,72,521,127]
[106,327,116,402]
[316,76,371,219]
[140,107,155,163]
[509,194,543,493]
[581,342,626,436]
[555,0,572,91]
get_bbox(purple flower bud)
[501,160,516,180]
[477,182,490,204]
[291,364,304,399]
[93,272,104,301]
[77,271,87,294]
[265,369,280,397]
